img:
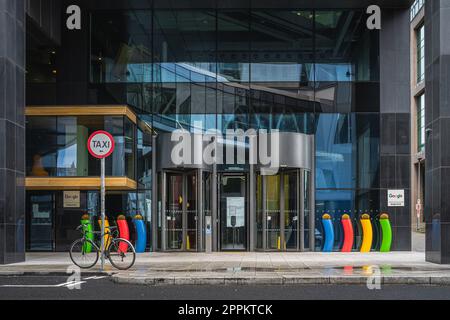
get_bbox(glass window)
[315,113,380,190]
[250,10,313,85]
[90,10,152,83]
[411,0,425,21]
[27,115,136,178]
[417,94,426,151]
[154,10,216,82]
[416,24,425,84]
[27,117,57,177]
[315,10,379,82]
[217,10,251,83]
[137,120,153,189]
[26,192,55,251]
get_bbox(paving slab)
[4,252,450,286]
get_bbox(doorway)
[162,170,199,251]
[257,169,312,251]
[219,174,247,251]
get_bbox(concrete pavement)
[3,251,450,285]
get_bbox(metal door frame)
[161,169,202,252]
[259,168,312,252]
[218,172,249,251]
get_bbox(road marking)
[0,276,106,289]
[84,276,108,280]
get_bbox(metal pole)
[100,157,106,270]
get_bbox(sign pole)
[87,130,115,272]
[100,157,105,271]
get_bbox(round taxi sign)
[87,131,115,159]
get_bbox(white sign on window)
[64,191,80,208]
[226,197,245,227]
[388,190,405,207]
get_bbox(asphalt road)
[0,275,450,300]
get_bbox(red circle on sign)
[87,130,115,159]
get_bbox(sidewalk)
[3,252,450,285]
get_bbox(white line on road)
[0,277,106,288]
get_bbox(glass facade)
[26,190,151,252]
[26,115,136,179]
[25,6,386,253]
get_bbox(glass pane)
[186,173,197,251]
[220,175,247,250]
[303,171,311,250]
[166,174,183,250]
[265,175,280,250]
[256,174,263,249]
[91,10,152,83]
[284,172,298,250]
[315,10,379,82]
[27,193,54,251]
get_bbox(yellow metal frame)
[25,177,137,191]
[25,105,137,124]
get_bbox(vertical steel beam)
[280,173,285,251]
[212,164,218,251]
[161,172,167,251]
[198,169,204,251]
[151,135,158,251]
[249,165,255,251]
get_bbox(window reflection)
[315,113,380,190]
[27,116,136,178]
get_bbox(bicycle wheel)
[69,238,99,269]
[107,238,136,270]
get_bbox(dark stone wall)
[425,0,450,264]
[0,0,26,264]
[379,8,412,251]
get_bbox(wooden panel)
[26,177,137,191]
[25,105,137,124]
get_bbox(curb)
[111,274,450,286]
[0,271,112,277]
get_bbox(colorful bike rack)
[320,212,393,253]
[116,215,130,252]
[379,213,392,252]
[133,214,147,253]
[341,214,354,252]
[98,216,111,250]
[322,214,335,252]
[360,214,373,253]
[81,214,93,253]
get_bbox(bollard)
[379,213,392,252]
[360,214,373,253]
[98,216,111,250]
[81,214,93,253]
[322,214,335,252]
[341,214,354,252]
[133,214,147,253]
[116,215,130,252]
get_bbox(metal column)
[151,135,158,251]
[212,164,218,251]
[249,164,256,251]
[198,169,204,251]
[161,172,167,251]
[299,170,305,251]
[280,173,285,251]
[262,176,267,250]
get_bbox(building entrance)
[219,174,248,251]
[161,170,201,251]
[257,169,313,251]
